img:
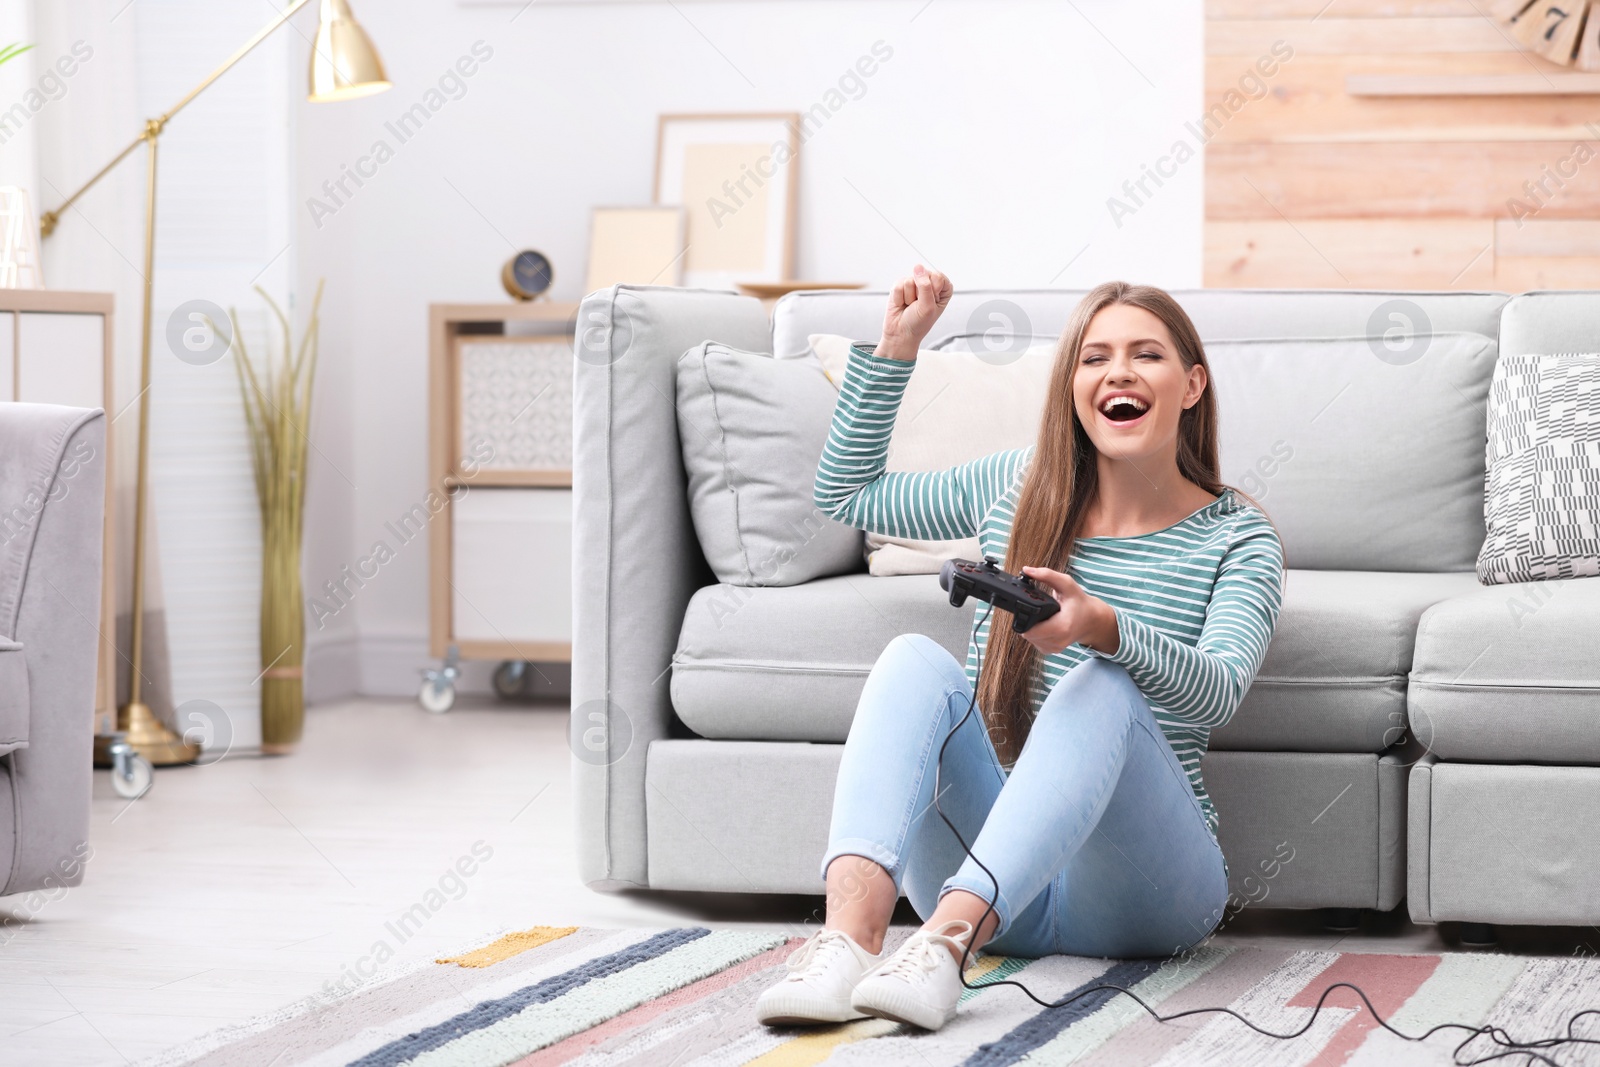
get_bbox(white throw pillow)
[809,333,1056,575]
[1477,351,1600,584]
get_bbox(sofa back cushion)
[1206,333,1496,571]
[1499,290,1599,356]
[676,341,864,586]
[774,289,1509,571]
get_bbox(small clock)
[502,250,554,301]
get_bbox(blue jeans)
[821,633,1229,959]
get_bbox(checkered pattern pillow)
[1477,351,1600,584]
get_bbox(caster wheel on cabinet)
[419,645,461,714]
[492,660,528,700]
[419,679,456,714]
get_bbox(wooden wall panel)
[1495,257,1600,290]
[1205,5,1600,291]
[1209,142,1600,219]
[1208,18,1519,56]
[1206,219,1495,288]
[1210,1,1482,16]
[1495,218,1600,256]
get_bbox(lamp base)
[92,702,199,767]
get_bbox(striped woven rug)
[136,924,1600,1067]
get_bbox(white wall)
[289,0,1206,695]
[0,0,40,202]
[293,0,1204,697]
[134,3,297,750]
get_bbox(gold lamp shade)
[309,0,390,103]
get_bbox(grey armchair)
[0,403,107,900]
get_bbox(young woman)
[755,267,1284,1032]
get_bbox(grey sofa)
[571,284,1598,931]
[0,404,107,901]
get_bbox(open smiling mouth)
[1098,396,1150,426]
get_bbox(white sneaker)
[756,928,888,1025]
[849,920,973,1031]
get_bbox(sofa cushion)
[1212,570,1480,752]
[672,568,1474,752]
[1409,575,1600,763]
[675,342,864,586]
[1205,334,1497,572]
[1498,290,1599,358]
[671,573,975,742]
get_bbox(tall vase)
[232,281,321,756]
[259,516,305,753]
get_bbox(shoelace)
[784,929,857,978]
[876,932,961,983]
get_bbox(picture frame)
[654,113,799,289]
[584,205,687,293]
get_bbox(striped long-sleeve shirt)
[813,342,1285,836]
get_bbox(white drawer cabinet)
[17,312,105,408]
[450,488,572,645]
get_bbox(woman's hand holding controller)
[876,264,953,361]
[1017,566,1122,657]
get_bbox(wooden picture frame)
[654,112,800,289]
[584,205,687,293]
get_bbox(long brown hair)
[976,281,1259,765]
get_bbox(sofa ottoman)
[1403,290,1600,932]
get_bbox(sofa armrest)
[0,404,106,898]
[571,286,770,889]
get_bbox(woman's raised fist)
[877,264,953,361]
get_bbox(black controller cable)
[929,599,1600,1067]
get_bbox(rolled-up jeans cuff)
[938,873,1015,942]
[819,838,902,889]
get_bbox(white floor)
[1,697,1586,1066]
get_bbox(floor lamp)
[41,0,390,766]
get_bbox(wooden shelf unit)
[427,301,578,664]
[1347,72,1600,96]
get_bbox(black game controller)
[938,556,1061,634]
